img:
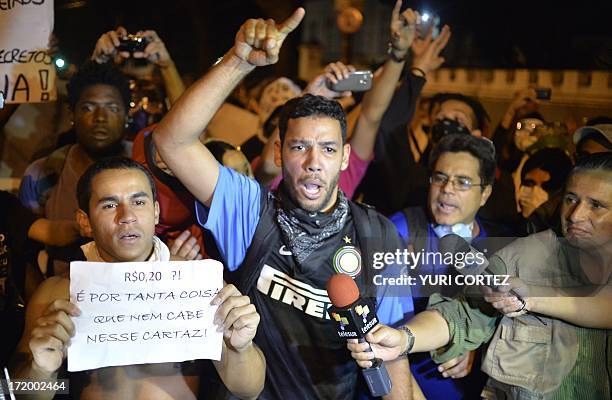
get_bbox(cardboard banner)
[68,260,224,372]
[0,0,56,103]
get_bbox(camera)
[535,87,552,100]
[118,34,150,53]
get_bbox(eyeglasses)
[516,119,543,134]
[429,172,487,191]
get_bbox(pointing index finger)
[392,0,402,20]
[278,8,305,37]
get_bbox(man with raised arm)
[255,0,432,195]
[154,8,414,400]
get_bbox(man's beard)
[82,138,124,159]
[282,166,341,213]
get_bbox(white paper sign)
[68,260,224,372]
[0,0,56,103]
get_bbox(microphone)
[437,233,491,277]
[326,274,392,397]
[438,234,546,324]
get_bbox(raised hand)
[133,30,173,68]
[501,87,540,129]
[508,88,539,113]
[389,0,419,59]
[304,61,355,99]
[233,8,305,67]
[211,284,260,352]
[91,27,129,63]
[411,24,451,74]
[29,299,80,373]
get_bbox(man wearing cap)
[573,123,612,160]
[241,77,302,161]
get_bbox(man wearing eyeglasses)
[379,133,497,399]
[350,152,612,400]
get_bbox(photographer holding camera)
[91,27,185,106]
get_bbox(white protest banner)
[0,0,56,103]
[68,259,224,372]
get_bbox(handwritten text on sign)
[68,260,224,372]
[0,0,56,103]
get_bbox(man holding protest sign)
[11,157,265,399]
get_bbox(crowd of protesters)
[1,2,610,399]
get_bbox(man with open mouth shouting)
[153,6,415,400]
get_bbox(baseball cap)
[257,77,302,125]
[573,124,612,146]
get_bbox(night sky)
[54,0,612,76]
[400,0,612,69]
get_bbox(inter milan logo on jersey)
[333,236,362,277]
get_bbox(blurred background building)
[1,0,610,187]
[52,0,612,122]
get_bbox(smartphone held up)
[327,71,373,92]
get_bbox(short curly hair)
[278,94,347,144]
[68,61,131,113]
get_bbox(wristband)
[398,326,415,357]
[409,67,426,78]
[514,297,527,313]
[387,41,407,63]
[212,56,224,67]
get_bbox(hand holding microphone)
[438,234,545,324]
[481,277,533,317]
[346,324,409,367]
[326,274,394,397]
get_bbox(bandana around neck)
[81,236,171,262]
[275,182,349,264]
[432,222,474,242]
